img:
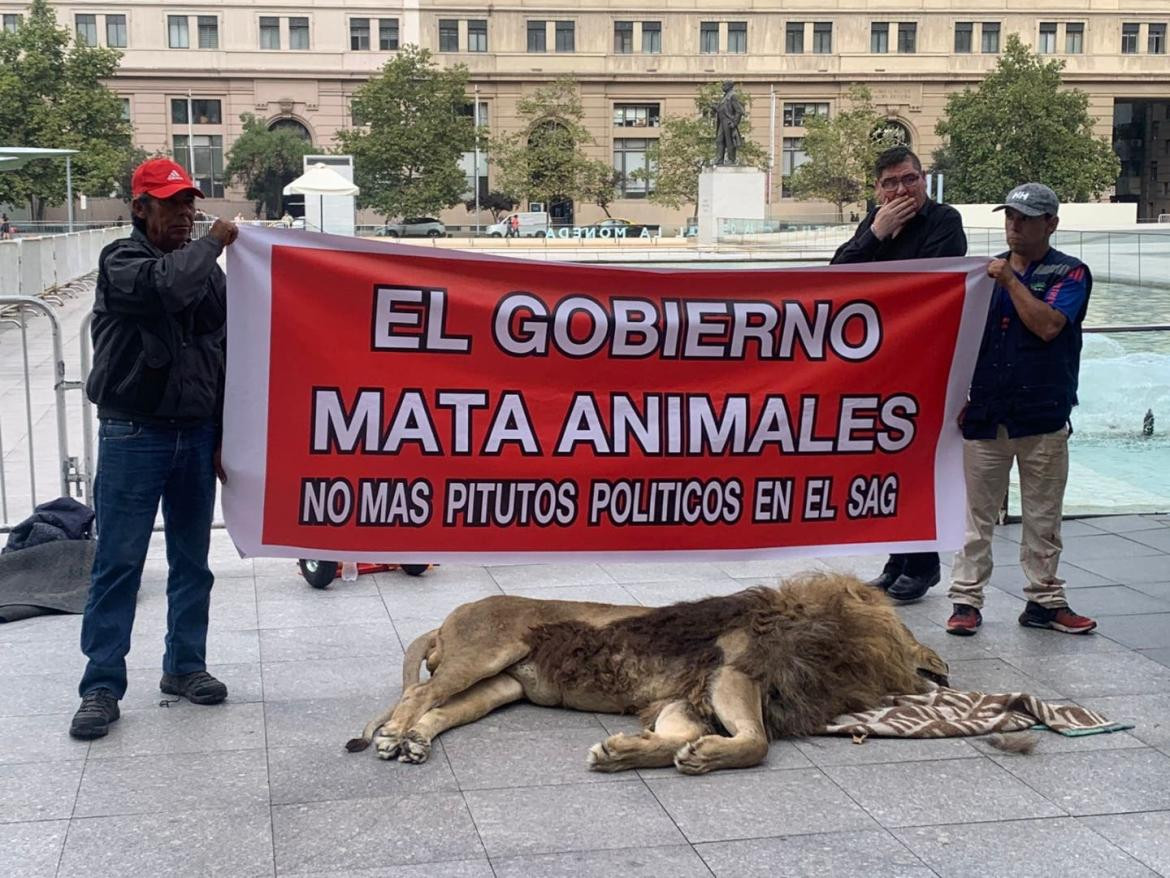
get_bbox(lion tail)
[345,628,440,753]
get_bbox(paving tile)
[122,661,263,709]
[282,862,495,878]
[268,740,459,804]
[1126,527,1170,553]
[442,701,608,735]
[0,760,83,823]
[0,820,67,878]
[265,693,400,748]
[262,656,402,702]
[1081,811,1170,876]
[1075,555,1170,584]
[645,768,876,843]
[256,571,381,599]
[492,844,712,878]
[990,747,1170,815]
[272,792,484,872]
[1130,581,1170,600]
[967,622,1131,658]
[74,749,269,817]
[714,557,830,581]
[379,581,503,621]
[486,563,617,590]
[90,701,266,758]
[465,780,682,856]
[58,806,274,878]
[823,758,1063,828]
[1006,651,1170,698]
[1057,533,1163,563]
[0,713,90,765]
[793,735,982,767]
[495,582,642,605]
[1078,693,1170,750]
[0,637,87,677]
[1140,648,1170,669]
[258,595,390,629]
[894,817,1156,877]
[260,622,403,662]
[125,627,260,669]
[967,728,1146,756]
[0,670,89,717]
[947,658,1065,699]
[598,560,731,583]
[0,613,82,644]
[1085,515,1169,535]
[696,829,934,877]
[622,577,756,605]
[1048,586,1170,617]
[1092,614,1170,649]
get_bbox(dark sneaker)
[887,568,942,602]
[70,688,120,739]
[866,558,904,591]
[946,604,983,636]
[1018,602,1097,634]
[160,671,228,705]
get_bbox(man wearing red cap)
[70,158,239,739]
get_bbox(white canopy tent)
[0,147,80,230]
[282,162,359,235]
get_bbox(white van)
[487,211,550,238]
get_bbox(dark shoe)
[887,568,942,602]
[1018,602,1097,634]
[70,688,120,739]
[160,671,228,705]
[946,604,983,636]
[866,558,905,591]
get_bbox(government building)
[6,1,1170,227]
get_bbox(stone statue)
[713,80,745,166]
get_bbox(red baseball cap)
[131,158,204,200]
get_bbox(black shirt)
[830,200,967,264]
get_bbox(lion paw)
[673,741,713,775]
[374,732,403,761]
[587,741,620,772]
[396,730,432,764]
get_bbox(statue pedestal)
[697,166,767,246]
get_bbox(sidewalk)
[2,519,1169,877]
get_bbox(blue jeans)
[79,419,218,699]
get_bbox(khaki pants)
[949,425,1070,610]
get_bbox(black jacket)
[830,200,967,264]
[86,228,227,424]
[2,496,95,554]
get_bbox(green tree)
[638,83,767,219]
[334,46,475,219]
[465,190,518,223]
[224,114,313,218]
[0,0,134,218]
[490,77,608,214]
[789,85,901,221]
[580,165,623,218]
[936,35,1120,203]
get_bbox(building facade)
[6,1,1170,226]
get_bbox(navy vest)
[962,248,1092,440]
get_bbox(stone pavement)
[2,518,1170,877]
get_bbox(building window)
[1066,22,1084,54]
[954,21,973,53]
[171,98,222,125]
[1150,23,1166,54]
[786,22,804,53]
[2,13,20,32]
[812,22,832,54]
[350,18,370,50]
[289,17,309,50]
[1038,22,1057,53]
[467,19,487,52]
[379,18,398,50]
[120,97,130,121]
[783,102,828,127]
[897,22,916,53]
[613,103,660,128]
[527,20,546,52]
[728,21,747,54]
[782,137,808,198]
[614,138,653,197]
[105,14,126,48]
[75,14,97,46]
[172,134,225,198]
[613,21,633,53]
[699,21,718,54]
[555,21,575,52]
[197,16,217,49]
[981,22,1000,53]
[438,19,458,52]
[168,15,188,49]
[259,16,280,49]
[1122,22,1139,53]
[870,23,888,53]
[642,21,660,53]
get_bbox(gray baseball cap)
[993,183,1060,217]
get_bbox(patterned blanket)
[823,686,1132,741]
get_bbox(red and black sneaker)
[1018,601,1097,634]
[946,604,982,636]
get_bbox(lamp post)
[473,84,481,236]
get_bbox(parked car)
[588,217,660,238]
[379,217,446,238]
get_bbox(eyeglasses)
[878,173,922,191]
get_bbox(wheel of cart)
[297,559,431,589]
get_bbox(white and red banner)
[223,226,992,562]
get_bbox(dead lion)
[346,572,949,774]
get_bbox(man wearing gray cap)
[946,183,1096,636]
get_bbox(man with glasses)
[831,145,967,602]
